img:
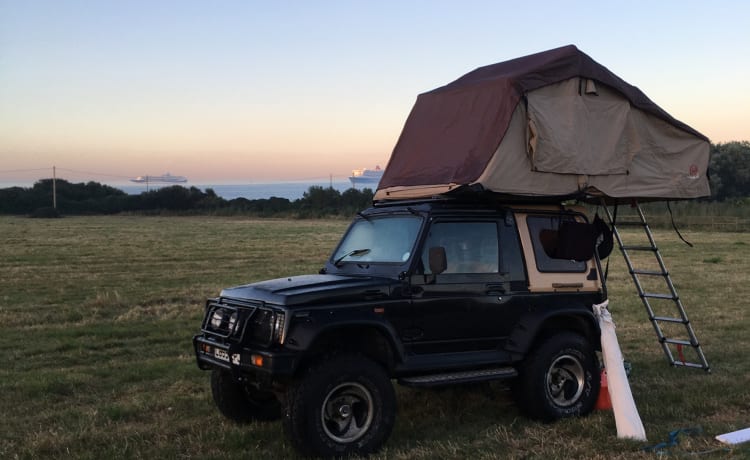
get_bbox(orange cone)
[595,369,612,410]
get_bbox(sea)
[119,180,364,201]
[0,179,370,201]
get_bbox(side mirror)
[428,246,447,275]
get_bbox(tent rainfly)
[374,45,710,203]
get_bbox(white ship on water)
[349,166,383,188]
[130,173,188,184]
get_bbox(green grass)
[1,215,749,459]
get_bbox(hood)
[219,274,396,308]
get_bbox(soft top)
[375,45,710,202]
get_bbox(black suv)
[193,199,607,457]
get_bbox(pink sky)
[1,1,748,185]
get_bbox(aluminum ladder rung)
[621,245,658,252]
[642,292,677,300]
[611,221,646,227]
[652,316,686,324]
[602,199,710,372]
[632,269,667,276]
[663,338,696,346]
[672,361,706,369]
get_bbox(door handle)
[485,284,506,296]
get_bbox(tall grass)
[1,215,749,459]
[592,201,750,232]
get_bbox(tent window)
[526,77,632,175]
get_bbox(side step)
[398,367,517,387]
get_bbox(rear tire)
[283,353,396,457]
[210,369,281,422]
[514,332,600,421]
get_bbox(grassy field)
[1,215,749,459]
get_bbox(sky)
[1,0,749,185]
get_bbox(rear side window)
[527,215,587,273]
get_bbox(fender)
[284,309,407,367]
[505,305,601,359]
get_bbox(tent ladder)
[601,200,710,372]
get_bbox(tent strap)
[601,204,617,282]
[666,201,693,248]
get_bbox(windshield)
[332,215,423,264]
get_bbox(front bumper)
[192,335,300,378]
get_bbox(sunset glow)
[1,1,748,185]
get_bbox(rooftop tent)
[374,45,710,202]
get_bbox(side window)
[422,222,499,274]
[527,215,587,273]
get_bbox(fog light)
[250,354,264,367]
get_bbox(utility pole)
[52,165,57,209]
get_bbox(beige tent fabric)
[476,102,580,196]
[375,77,710,202]
[586,109,710,199]
[374,183,460,200]
[527,78,634,175]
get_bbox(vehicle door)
[406,215,528,354]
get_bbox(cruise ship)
[349,166,383,188]
[130,173,188,184]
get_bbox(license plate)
[213,348,230,362]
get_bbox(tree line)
[0,180,374,217]
[1,141,748,217]
[709,141,750,202]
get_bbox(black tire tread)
[513,332,600,422]
[211,369,281,423]
[283,352,396,457]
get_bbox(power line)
[0,167,51,174]
[56,167,132,180]
[0,166,132,179]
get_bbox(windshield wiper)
[334,248,371,267]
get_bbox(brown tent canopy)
[375,45,710,202]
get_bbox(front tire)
[514,332,600,422]
[283,353,396,457]
[210,369,281,423]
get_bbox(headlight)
[228,312,238,332]
[273,312,287,344]
[206,307,240,337]
[210,310,223,329]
